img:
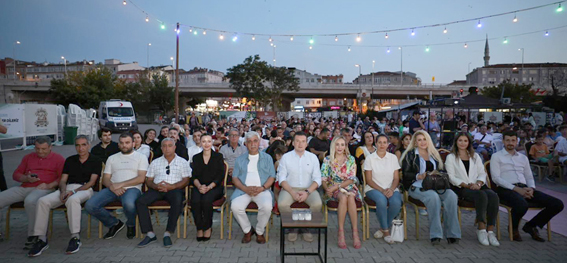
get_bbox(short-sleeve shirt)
[363,152,400,193]
[104,151,149,190]
[146,154,191,184]
[63,154,102,185]
[473,133,493,148]
[408,119,420,134]
[308,136,330,153]
[529,144,549,159]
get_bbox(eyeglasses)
[166,165,170,175]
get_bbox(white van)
[98,100,138,132]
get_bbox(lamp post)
[372,60,375,109]
[61,56,67,75]
[399,47,403,86]
[355,64,362,114]
[147,43,151,68]
[13,41,21,80]
[518,48,524,83]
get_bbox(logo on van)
[35,107,49,127]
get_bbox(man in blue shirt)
[409,111,425,135]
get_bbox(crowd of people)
[0,109,565,257]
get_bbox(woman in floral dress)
[321,136,361,249]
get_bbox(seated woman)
[445,132,500,246]
[133,131,151,159]
[400,131,461,245]
[364,134,402,243]
[395,134,412,161]
[355,131,376,183]
[191,134,225,241]
[321,136,361,249]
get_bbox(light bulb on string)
[348,46,351,52]
[335,36,338,42]
[290,36,294,41]
[503,37,508,44]
[425,46,430,52]
[189,27,193,33]
[203,30,206,35]
[252,35,256,40]
[309,37,314,44]
[309,45,312,50]
[443,27,447,34]
[145,16,149,22]
[385,33,389,39]
[464,43,468,48]
[356,34,361,42]
[411,29,415,36]
[557,3,563,12]
[513,13,518,22]
[477,20,482,28]
[160,23,165,30]
[123,0,126,5]
[270,42,273,46]
[269,36,272,42]
[219,34,224,40]
[387,47,390,53]
[545,31,549,36]
[232,35,238,42]
[193,30,198,35]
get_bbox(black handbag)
[422,170,451,194]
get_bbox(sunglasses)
[166,165,170,175]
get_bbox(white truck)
[98,100,138,132]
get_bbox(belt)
[513,183,528,188]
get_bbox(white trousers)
[231,191,272,235]
[0,186,54,236]
[33,184,94,236]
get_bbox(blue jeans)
[85,188,141,228]
[366,190,402,230]
[409,187,461,239]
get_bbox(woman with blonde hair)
[321,136,361,249]
[400,131,461,245]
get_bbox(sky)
[1,0,566,84]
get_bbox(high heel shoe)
[203,229,212,241]
[352,229,361,249]
[338,229,347,249]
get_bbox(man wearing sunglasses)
[135,138,191,248]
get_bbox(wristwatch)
[304,189,310,194]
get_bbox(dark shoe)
[447,238,460,244]
[137,236,157,248]
[163,236,173,248]
[256,234,266,244]
[103,221,125,239]
[65,237,81,254]
[127,226,136,239]
[28,239,48,257]
[24,236,39,250]
[431,238,441,245]
[522,224,545,242]
[242,228,255,244]
[512,230,523,242]
[196,236,204,242]
[203,229,212,242]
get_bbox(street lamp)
[61,56,67,76]
[147,43,151,68]
[398,47,403,86]
[273,44,276,66]
[371,60,375,109]
[518,48,524,83]
[355,64,362,114]
[13,41,21,80]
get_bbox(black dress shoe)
[103,221,125,239]
[431,238,441,245]
[127,226,136,239]
[522,224,545,242]
[447,238,460,244]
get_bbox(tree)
[147,73,174,113]
[480,80,538,104]
[50,66,120,108]
[226,55,299,111]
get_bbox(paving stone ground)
[1,124,566,262]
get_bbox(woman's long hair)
[450,132,476,161]
[398,133,412,152]
[399,130,443,169]
[358,131,375,147]
[329,136,350,163]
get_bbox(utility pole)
[175,23,180,121]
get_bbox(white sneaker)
[373,230,384,239]
[302,232,314,242]
[384,235,394,244]
[287,232,298,242]
[487,231,500,246]
[419,209,428,216]
[476,229,489,246]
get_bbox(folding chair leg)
[220,205,224,240]
[87,214,91,239]
[403,205,408,240]
[99,221,103,239]
[496,214,501,240]
[177,217,181,239]
[228,211,233,240]
[414,206,420,240]
[365,206,369,240]
[154,211,160,226]
[183,208,187,239]
[457,208,462,228]
[266,214,270,242]
[324,205,328,224]
[507,208,513,241]
[547,221,551,241]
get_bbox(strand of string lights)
[123,0,564,40]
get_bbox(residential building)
[290,68,322,84]
[322,74,343,84]
[24,60,95,81]
[178,67,225,84]
[353,71,421,85]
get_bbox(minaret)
[483,34,490,67]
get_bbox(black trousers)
[191,186,222,231]
[136,188,184,234]
[496,186,564,230]
[454,185,499,226]
[0,152,6,191]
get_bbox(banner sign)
[0,104,25,139]
[25,104,58,137]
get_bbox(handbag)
[422,170,451,194]
[390,219,404,243]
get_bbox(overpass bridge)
[1,79,472,104]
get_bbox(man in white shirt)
[554,125,567,165]
[187,129,204,163]
[136,138,191,248]
[278,131,322,242]
[85,133,149,240]
[230,132,276,244]
[474,124,493,161]
[490,131,564,242]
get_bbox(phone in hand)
[30,174,39,178]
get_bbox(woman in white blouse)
[133,131,151,159]
[364,134,402,243]
[445,132,500,246]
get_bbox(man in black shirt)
[91,128,119,163]
[29,135,101,257]
[168,128,189,161]
[308,128,331,162]
[409,110,425,135]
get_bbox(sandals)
[338,229,347,249]
[353,229,361,249]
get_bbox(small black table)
[280,211,327,263]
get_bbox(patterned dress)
[321,155,361,202]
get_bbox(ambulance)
[98,100,138,132]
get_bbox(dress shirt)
[13,152,65,188]
[135,144,151,159]
[219,143,248,169]
[277,150,322,188]
[490,149,535,190]
[146,154,191,184]
[187,145,203,163]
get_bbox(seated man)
[90,127,119,164]
[219,128,248,177]
[231,131,276,244]
[308,128,330,163]
[187,129,203,163]
[0,136,64,249]
[136,138,191,248]
[278,131,322,242]
[474,124,493,161]
[168,128,189,161]
[491,130,564,242]
[85,133,148,239]
[29,135,101,257]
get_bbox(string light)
[270,42,273,46]
[219,34,224,40]
[309,45,312,50]
[145,16,149,22]
[425,46,430,52]
[385,33,389,39]
[193,30,198,35]
[252,35,256,40]
[309,37,314,44]
[203,30,206,35]
[123,0,127,6]
[545,30,549,36]
[348,46,351,52]
[558,3,563,12]
[464,43,468,48]
[160,23,165,30]
[335,36,338,42]
[269,36,272,42]
[411,29,415,36]
[387,47,390,53]
[356,34,361,42]
[477,20,482,28]
[290,36,294,41]
[443,27,447,34]
[189,27,193,33]
[232,35,238,42]
[513,13,518,22]
[503,37,508,44]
